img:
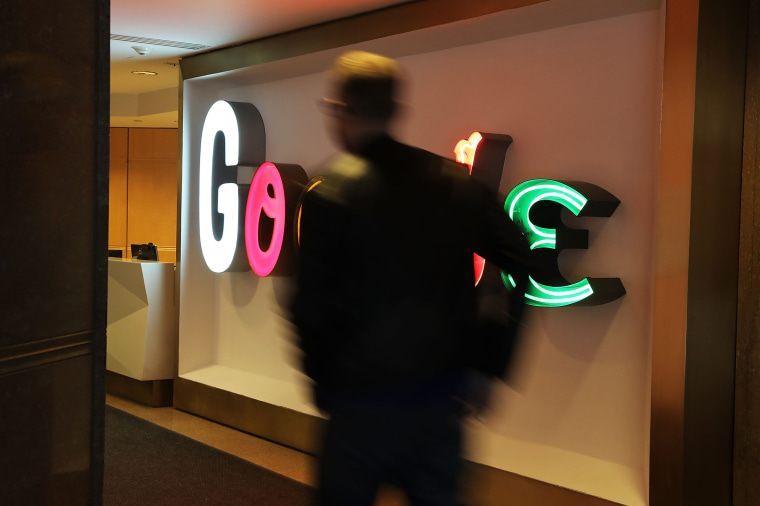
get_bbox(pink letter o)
[245,162,286,276]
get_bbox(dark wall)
[684,0,749,504]
[0,0,109,503]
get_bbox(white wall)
[179,9,661,505]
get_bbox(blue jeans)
[318,399,463,506]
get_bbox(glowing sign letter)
[297,176,325,246]
[245,163,287,276]
[245,162,308,277]
[502,179,625,307]
[198,100,265,272]
[454,132,513,285]
[454,132,483,175]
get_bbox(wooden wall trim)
[0,332,92,376]
[683,0,748,503]
[652,0,750,504]
[180,0,548,79]
[649,0,699,502]
[734,0,760,503]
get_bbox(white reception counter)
[107,258,177,381]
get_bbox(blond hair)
[330,51,403,120]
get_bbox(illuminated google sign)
[199,100,306,276]
[198,100,626,307]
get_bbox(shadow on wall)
[490,296,624,438]
[228,271,261,307]
[225,269,295,317]
[541,298,624,362]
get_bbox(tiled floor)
[105,394,408,505]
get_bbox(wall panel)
[0,0,109,501]
[129,128,178,160]
[108,128,178,261]
[127,158,178,250]
[0,353,93,505]
[109,128,128,250]
[110,126,128,158]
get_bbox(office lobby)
[2,1,759,505]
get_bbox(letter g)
[198,100,265,272]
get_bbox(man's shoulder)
[311,153,375,206]
[393,141,470,180]
[412,146,479,191]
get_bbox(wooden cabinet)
[109,128,178,263]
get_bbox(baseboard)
[462,462,624,506]
[173,376,324,454]
[173,377,623,506]
[106,371,173,407]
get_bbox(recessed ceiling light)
[131,70,158,76]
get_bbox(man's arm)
[471,185,533,379]
[474,186,532,301]
[290,189,354,388]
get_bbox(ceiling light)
[131,71,158,76]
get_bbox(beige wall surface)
[179,8,661,506]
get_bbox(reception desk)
[106,258,177,405]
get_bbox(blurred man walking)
[291,50,531,506]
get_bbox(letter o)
[245,162,286,276]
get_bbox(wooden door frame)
[734,0,760,503]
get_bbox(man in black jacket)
[291,51,531,506]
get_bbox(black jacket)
[291,136,531,404]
